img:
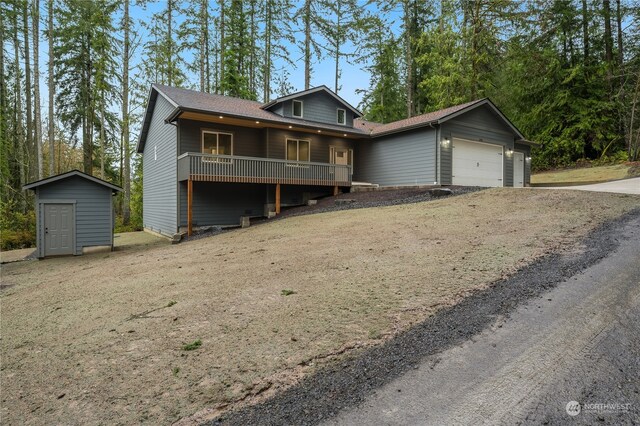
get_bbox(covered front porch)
[177,155,352,235]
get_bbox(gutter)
[163,106,370,137]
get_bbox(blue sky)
[129,1,402,108]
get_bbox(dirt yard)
[1,188,638,425]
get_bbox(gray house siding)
[356,128,437,186]
[178,119,266,157]
[515,142,532,185]
[266,128,357,164]
[282,92,354,127]
[179,182,266,227]
[36,176,113,255]
[440,106,518,187]
[142,94,178,236]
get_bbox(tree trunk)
[615,0,622,67]
[167,0,173,86]
[204,1,210,92]
[122,0,130,224]
[23,2,34,181]
[582,0,589,65]
[263,0,271,101]
[304,0,311,90]
[100,94,105,179]
[32,0,43,180]
[199,0,206,92]
[249,0,256,96]
[219,0,225,93]
[603,0,613,84]
[14,9,26,211]
[48,0,54,176]
[334,1,341,94]
[403,0,413,117]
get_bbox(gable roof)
[136,85,533,152]
[261,85,363,117]
[356,98,530,140]
[23,169,123,193]
[137,84,370,152]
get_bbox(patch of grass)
[172,367,180,376]
[368,329,383,340]
[182,339,202,351]
[281,289,296,296]
[532,164,632,185]
[166,301,177,307]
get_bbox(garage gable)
[443,103,523,140]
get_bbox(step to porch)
[350,181,380,192]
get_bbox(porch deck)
[178,152,352,187]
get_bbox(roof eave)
[370,120,439,138]
[174,106,369,136]
[23,170,123,192]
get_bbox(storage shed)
[23,170,122,258]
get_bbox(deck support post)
[333,185,339,196]
[187,179,193,236]
[275,183,281,214]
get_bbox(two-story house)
[137,84,534,238]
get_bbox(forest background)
[1,0,639,249]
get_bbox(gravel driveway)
[212,210,640,425]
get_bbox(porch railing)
[177,152,352,186]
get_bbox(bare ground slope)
[1,188,638,425]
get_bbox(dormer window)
[337,108,346,125]
[292,100,303,118]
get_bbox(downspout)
[427,122,439,186]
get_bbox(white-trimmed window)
[286,139,310,162]
[202,130,233,155]
[292,100,303,118]
[337,108,346,125]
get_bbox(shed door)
[452,139,503,187]
[513,152,525,188]
[44,204,74,256]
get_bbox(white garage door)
[452,139,503,187]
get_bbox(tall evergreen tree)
[32,0,43,180]
[54,0,119,174]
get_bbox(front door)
[332,148,352,183]
[334,149,349,166]
[513,152,524,188]
[44,203,74,256]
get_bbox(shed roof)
[23,170,123,194]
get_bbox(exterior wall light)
[441,138,450,147]
[506,149,514,156]
[526,156,532,161]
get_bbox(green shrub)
[114,215,143,233]
[0,200,36,250]
[182,339,202,351]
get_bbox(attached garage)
[23,170,122,258]
[452,138,504,187]
[355,98,534,188]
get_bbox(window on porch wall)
[286,139,310,162]
[202,131,233,155]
